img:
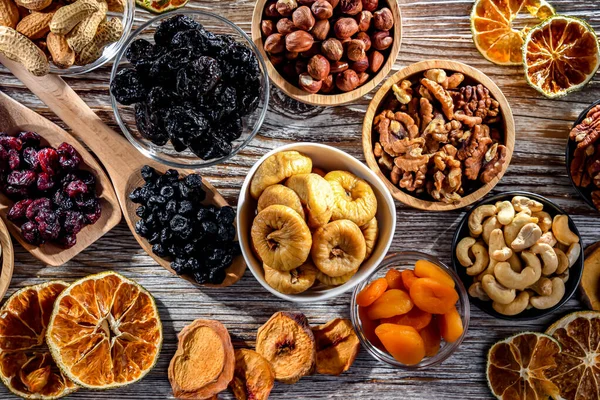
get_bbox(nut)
[335,69,359,92]
[300,41,320,58]
[326,0,339,7]
[276,0,298,16]
[320,74,334,93]
[356,10,372,31]
[298,72,322,93]
[346,39,365,61]
[16,9,55,40]
[0,25,48,76]
[307,54,330,80]
[371,30,392,50]
[285,30,314,52]
[265,1,280,17]
[368,50,383,73]
[269,53,285,66]
[373,7,393,30]
[350,56,369,73]
[261,20,275,36]
[76,17,121,65]
[14,0,51,11]
[340,0,362,15]
[334,17,358,40]
[50,0,100,35]
[330,60,348,73]
[0,0,19,29]
[285,50,299,60]
[311,0,333,19]
[311,19,329,40]
[321,37,343,61]
[264,33,286,54]
[357,71,369,85]
[295,59,307,74]
[298,0,316,3]
[355,31,371,50]
[47,31,75,69]
[67,0,108,54]
[276,18,296,35]
[292,6,315,30]
[361,0,378,12]
[281,61,296,77]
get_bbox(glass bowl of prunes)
[109,11,269,168]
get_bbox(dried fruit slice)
[325,170,378,227]
[250,151,313,199]
[544,311,600,400]
[311,220,366,277]
[471,0,555,65]
[581,244,600,310]
[46,271,162,390]
[255,312,316,384]
[169,319,234,399]
[312,318,360,376]
[487,332,560,400]
[229,349,274,400]
[263,261,317,295]
[0,281,77,399]
[523,16,600,98]
[286,173,335,229]
[136,0,189,14]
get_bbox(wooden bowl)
[251,0,402,106]
[362,60,516,211]
[0,217,14,299]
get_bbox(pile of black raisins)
[1,131,102,248]
[130,166,240,284]
[111,15,262,160]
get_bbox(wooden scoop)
[0,91,121,266]
[0,56,246,287]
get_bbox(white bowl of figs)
[237,143,397,302]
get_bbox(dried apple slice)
[312,318,360,376]
[229,349,274,400]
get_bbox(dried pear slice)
[325,170,378,226]
[255,312,316,384]
[263,261,317,294]
[311,220,366,277]
[312,318,360,376]
[251,205,312,272]
[360,217,379,260]
[229,349,274,400]
[250,151,313,199]
[257,184,305,219]
[316,269,355,286]
[286,173,335,229]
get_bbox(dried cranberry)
[35,210,61,241]
[26,198,52,220]
[53,191,73,210]
[7,199,33,221]
[63,210,85,234]
[74,194,98,211]
[8,149,20,170]
[5,185,28,197]
[22,147,39,170]
[57,143,82,170]
[76,170,96,187]
[65,180,88,198]
[18,131,41,148]
[7,170,36,187]
[59,234,77,248]
[21,221,41,245]
[36,173,54,191]
[0,136,22,151]
[0,146,8,171]
[84,202,102,224]
[37,148,59,176]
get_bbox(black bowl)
[451,191,584,320]
[566,99,600,211]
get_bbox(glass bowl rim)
[109,9,270,169]
[350,251,471,369]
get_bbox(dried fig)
[250,151,313,199]
[263,261,317,294]
[229,349,274,400]
[360,217,379,259]
[312,318,360,375]
[325,170,378,226]
[286,173,335,228]
[257,184,305,219]
[311,219,366,277]
[316,269,355,286]
[256,312,316,384]
[251,205,312,271]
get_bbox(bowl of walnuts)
[362,60,516,211]
[251,0,402,106]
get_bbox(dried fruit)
[414,259,455,287]
[312,318,360,375]
[286,173,334,228]
[384,267,404,290]
[257,184,305,219]
[437,306,463,343]
[367,289,414,319]
[311,219,366,277]
[135,0,188,14]
[356,277,388,307]
[325,170,377,226]
[263,261,317,294]
[375,324,426,365]
[409,278,459,314]
[581,244,600,310]
[250,151,312,199]
[360,217,378,259]
[229,349,274,400]
[381,306,431,330]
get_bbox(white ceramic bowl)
[237,143,397,302]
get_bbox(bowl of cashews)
[451,191,583,320]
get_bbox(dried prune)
[110,68,147,105]
[126,39,155,71]
[7,170,36,187]
[57,142,82,170]
[171,29,208,54]
[147,86,173,112]
[154,15,201,46]
[149,49,193,83]
[21,221,41,245]
[219,117,243,142]
[38,148,59,176]
[164,106,209,147]
[7,199,33,221]
[176,56,222,97]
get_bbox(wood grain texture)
[0,217,13,300]
[0,0,598,399]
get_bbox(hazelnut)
[321,74,334,93]
[264,33,286,54]
[330,60,349,73]
[276,0,298,16]
[357,10,372,31]
[336,69,360,91]
[373,7,394,30]
[321,38,344,61]
[334,18,359,39]
[285,51,299,60]
[300,42,321,58]
[261,20,275,37]
[346,39,366,61]
[307,54,330,80]
[368,50,384,73]
[292,6,315,31]
[350,56,369,72]
[286,30,314,52]
[340,0,362,15]
[299,73,323,93]
[355,31,371,50]
[327,0,339,7]
[361,0,378,12]
[269,54,285,66]
[311,19,330,40]
[295,59,308,74]
[277,18,296,35]
[281,63,296,78]
[371,30,393,50]
[311,0,333,19]
[357,71,369,85]
[265,1,280,17]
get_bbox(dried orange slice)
[46,271,162,390]
[0,281,78,399]
[544,311,600,400]
[523,16,600,98]
[487,332,560,399]
[471,0,555,65]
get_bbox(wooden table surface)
[1,0,599,398]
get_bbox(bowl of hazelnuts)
[251,0,402,106]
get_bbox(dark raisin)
[53,190,74,210]
[7,199,33,221]
[216,206,236,225]
[63,210,85,234]
[57,142,82,170]
[141,165,158,183]
[59,234,77,248]
[110,68,147,105]
[37,148,59,176]
[152,243,169,257]
[178,200,194,216]
[7,170,36,187]
[21,221,41,245]
[26,198,52,220]
[35,210,61,241]
[84,202,101,224]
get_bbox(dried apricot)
[409,278,459,314]
[358,306,382,349]
[375,324,426,365]
[367,289,413,320]
[419,321,441,357]
[385,268,404,290]
[401,270,418,290]
[438,306,464,343]
[356,277,388,307]
[381,307,432,330]
[414,260,455,288]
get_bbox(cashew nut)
[558,270,569,283]
[482,274,516,305]
[495,201,515,225]
[493,291,530,316]
[507,252,522,272]
[456,237,476,267]
[552,215,579,246]
[468,282,490,301]
[510,223,542,252]
[553,247,569,275]
[468,204,497,236]
[512,196,544,213]
[467,242,489,276]
[566,242,581,269]
[537,231,557,247]
[529,278,565,309]
[475,258,498,282]
[490,228,512,261]
[532,211,552,233]
[530,243,558,276]
[494,260,541,290]
[504,212,539,245]
[528,277,552,296]
[521,251,542,271]
[482,216,502,245]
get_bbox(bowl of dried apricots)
[350,251,469,368]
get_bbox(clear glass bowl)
[350,251,470,369]
[50,0,135,75]
[110,10,270,169]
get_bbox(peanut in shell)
[47,32,74,68]
[66,0,107,53]
[16,9,55,40]
[50,0,100,35]
[14,0,50,11]
[75,17,122,65]
[0,0,19,29]
[0,26,48,75]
